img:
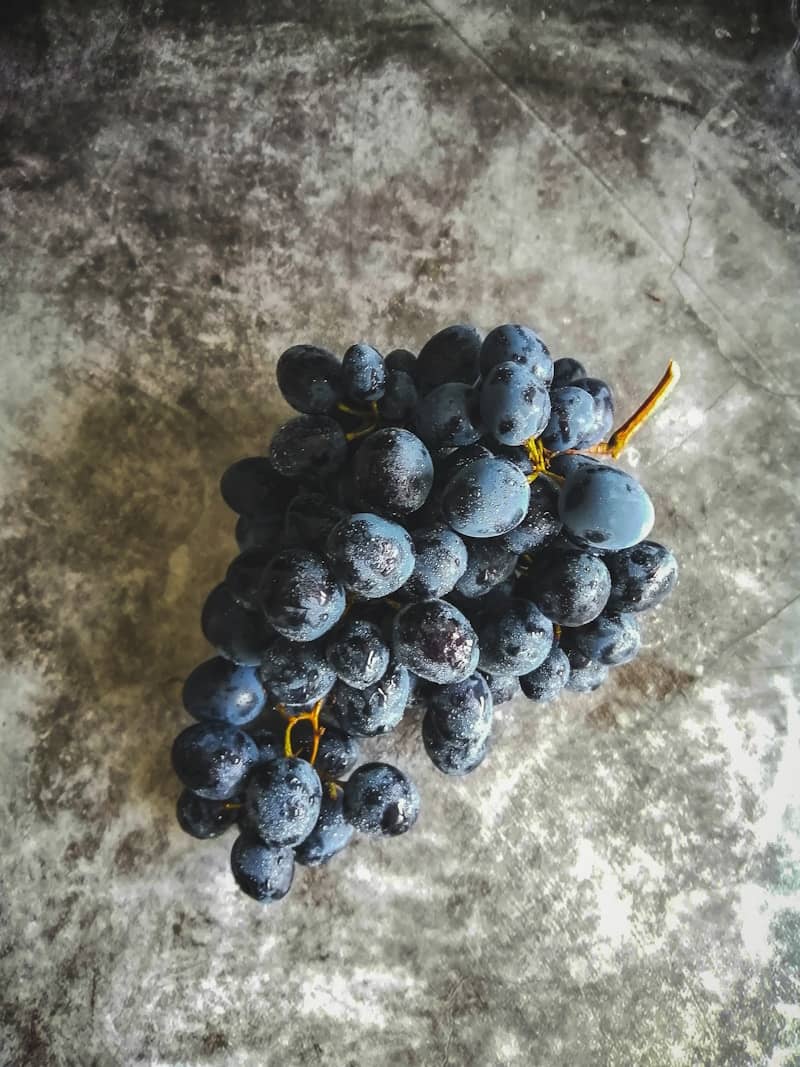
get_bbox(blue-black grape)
[244,756,322,847]
[220,456,296,516]
[571,377,614,448]
[519,645,570,702]
[480,362,551,446]
[235,511,284,553]
[492,443,535,477]
[422,711,490,775]
[606,540,678,613]
[230,831,294,902]
[551,357,587,387]
[259,548,345,642]
[259,637,337,706]
[171,721,258,800]
[561,612,641,665]
[315,726,360,778]
[176,789,240,839]
[435,443,493,487]
[426,672,493,741]
[414,382,483,449]
[325,616,389,689]
[281,492,348,553]
[392,599,479,684]
[546,452,601,480]
[327,661,410,737]
[453,538,518,599]
[343,762,420,836]
[416,324,482,393]
[442,456,530,538]
[182,656,266,726]
[342,343,386,404]
[385,348,417,377]
[559,464,654,551]
[479,323,552,385]
[564,649,609,692]
[480,671,519,705]
[247,728,284,764]
[295,782,355,867]
[325,513,415,599]
[269,415,347,483]
[353,428,433,517]
[522,548,611,626]
[225,547,273,611]
[276,344,343,415]
[202,583,273,665]
[402,524,468,600]
[541,386,597,452]
[496,476,561,555]
[475,597,554,674]
[378,369,418,423]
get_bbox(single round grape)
[435,443,493,487]
[269,415,347,483]
[559,464,655,551]
[171,721,258,800]
[230,832,294,902]
[422,712,491,775]
[605,540,678,613]
[342,343,386,403]
[282,493,349,553]
[519,645,570,702]
[522,548,611,626]
[315,726,360,779]
[220,456,296,516]
[377,368,418,423]
[413,382,483,449]
[327,661,410,737]
[426,673,493,742]
[492,443,535,477]
[259,637,337,706]
[182,656,266,726]
[475,598,554,674]
[546,452,601,480]
[244,756,322,847]
[385,347,417,377]
[201,583,273,665]
[176,789,240,839]
[562,612,641,665]
[416,324,482,393]
[343,762,420,836]
[496,477,561,555]
[259,548,345,642]
[571,377,614,448]
[540,386,597,452]
[480,671,520,706]
[479,323,552,384]
[276,344,343,414]
[480,362,551,446]
[235,511,283,554]
[392,599,479,684]
[325,616,390,689]
[295,782,355,867]
[564,649,609,692]
[551,357,587,387]
[402,524,468,600]
[225,547,273,611]
[453,538,518,599]
[247,727,284,764]
[325,513,415,599]
[442,456,530,538]
[353,428,434,517]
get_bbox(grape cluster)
[171,324,679,903]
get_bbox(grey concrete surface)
[1,2,799,1065]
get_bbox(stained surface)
[1,2,800,1064]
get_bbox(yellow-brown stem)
[597,360,680,459]
[282,699,326,764]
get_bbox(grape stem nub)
[279,699,326,765]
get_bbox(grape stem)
[585,360,680,459]
[279,699,326,765]
[340,401,380,442]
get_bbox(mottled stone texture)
[1,2,799,1065]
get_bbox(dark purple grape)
[453,539,518,599]
[243,756,322,847]
[564,649,609,692]
[561,612,641,665]
[519,645,570,702]
[416,324,482,393]
[325,513,415,599]
[342,343,386,404]
[425,673,493,742]
[235,511,284,553]
[474,598,553,675]
[259,548,345,642]
[220,456,296,516]
[315,727,360,779]
[414,382,484,449]
[385,348,417,377]
[479,323,552,384]
[480,362,551,446]
[276,344,343,414]
[225,547,273,611]
[541,386,597,452]
[259,638,337,706]
[201,583,273,665]
[551,357,587,387]
[326,661,410,737]
[343,762,420,836]
[352,428,434,517]
[171,721,258,800]
[269,415,347,483]
[571,377,614,448]
[442,457,530,538]
[182,656,265,726]
[295,782,355,866]
[496,477,561,555]
[377,369,418,423]
[521,548,611,626]
[230,832,294,902]
[480,671,520,706]
[392,599,479,684]
[282,493,349,552]
[402,524,468,600]
[605,540,678,613]
[176,789,240,839]
[422,712,490,776]
[559,464,654,551]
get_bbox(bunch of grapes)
[171,324,679,903]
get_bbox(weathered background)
[1,2,799,1064]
